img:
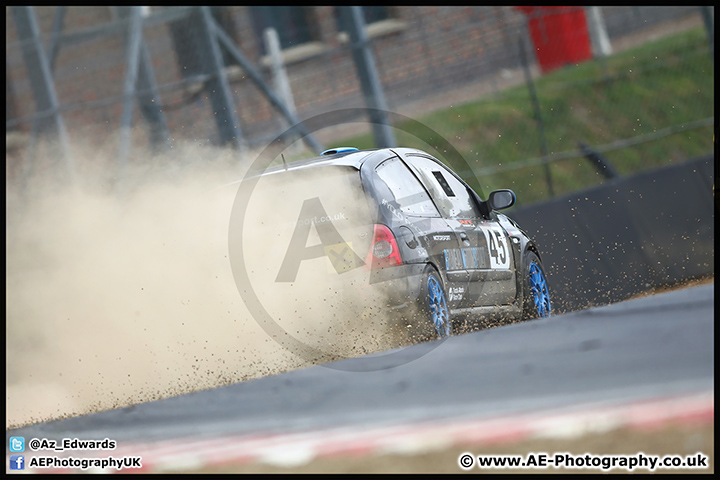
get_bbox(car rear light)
[366,224,403,269]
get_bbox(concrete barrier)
[508,154,714,313]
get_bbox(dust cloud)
[5,139,404,429]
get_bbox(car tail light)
[366,224,403,269]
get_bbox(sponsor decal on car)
[449,286,465,301]
[381,198,405,222]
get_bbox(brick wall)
[6,6,702,156]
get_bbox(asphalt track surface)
[6,283,713,472]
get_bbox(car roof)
[219,147,434,189]
[260,146,440,175]
[265,148,382,174]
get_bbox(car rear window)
[251,165,375,236]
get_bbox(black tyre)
[522,251,552,319]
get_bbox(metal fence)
[5,6,714,200]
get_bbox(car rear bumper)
[355,262,426,310]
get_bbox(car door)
[400,152,517,307]
[370,156,469,310]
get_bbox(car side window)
[375,158,440,217]
[405,155,482,219]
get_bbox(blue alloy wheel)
[427,274,451,337]
[528,260,551,317]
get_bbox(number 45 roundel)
[482,225,511,269]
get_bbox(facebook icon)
[9,455,24,470]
